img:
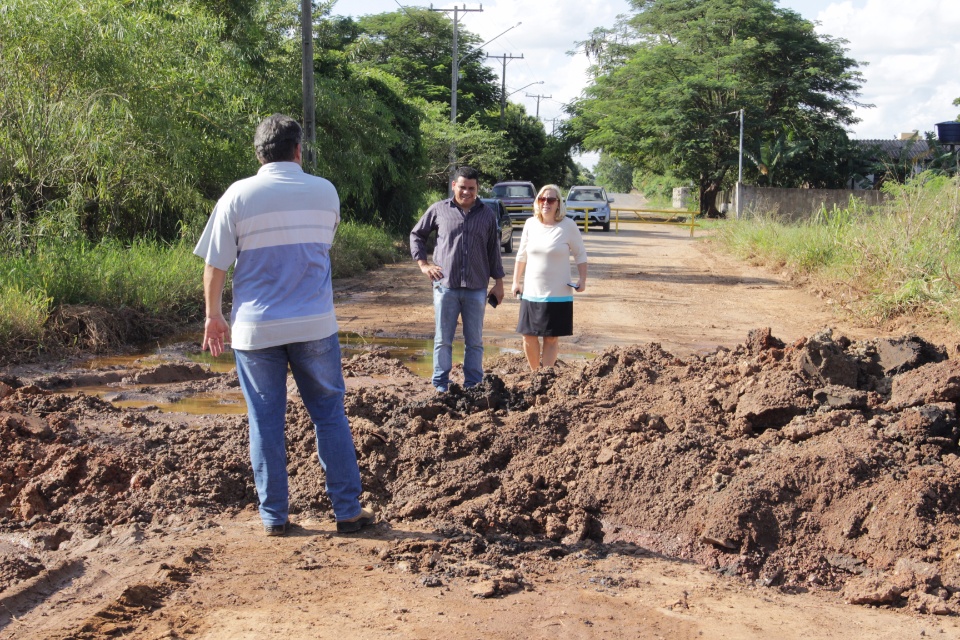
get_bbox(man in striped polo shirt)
[195,114,372,537]
[411,166,505,392]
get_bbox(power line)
[525,92,552,119]
[543,117,561,136]
[301,0,315,170]
[430,3,483,186]
[487,53,524,128]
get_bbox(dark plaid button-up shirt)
[410,198,505,289]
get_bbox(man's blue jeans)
[432,283,486,391]
[234,334,363,527]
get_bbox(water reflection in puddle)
[83,385,249,416]
[75,332,591,415]
[338,333,527,379]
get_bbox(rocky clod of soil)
[2,329,960,615]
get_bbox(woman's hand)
[575,280,586,293]
[512,282,523,297]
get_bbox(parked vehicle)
[491,181,536,224]
[565,186,614,232]
[480,197,514,254]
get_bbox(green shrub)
[0,286,50,352]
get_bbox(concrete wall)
[672,186,695,209]
[735,185,886,222]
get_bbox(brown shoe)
[336,507,375,533]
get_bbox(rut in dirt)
[2,328,960,615]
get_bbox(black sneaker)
[336,507,375,533]
[264,521,289,537]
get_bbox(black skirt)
[516,299,573,336]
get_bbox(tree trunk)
[699,180,724,218]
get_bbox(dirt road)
[336,217,881,356]
[2,216,960,639]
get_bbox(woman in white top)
[511,184,588,371]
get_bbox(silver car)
[565,186,614,232]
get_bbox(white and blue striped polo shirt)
[194,161,340,351]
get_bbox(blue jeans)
[234,334,362,526]
[432,283,486,391]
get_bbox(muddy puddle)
[64,332,592,414]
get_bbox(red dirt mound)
[2,331,959,615]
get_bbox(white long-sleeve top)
[515,217,588,302]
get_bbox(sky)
[333,0,960,163]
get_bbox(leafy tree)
[492,104,572,189]
[538,136,581,189]
[802,128,875,189]
[569,0,865,217]
[0,0,438,241]
[348,9,500,120]
[346,8,578,193]
[573,163,596,186]
[417,101,510,194]
[256,5,432,231]
[743,130,811,187]
[593,153,634,192]
[0,0,574,245]
[0,0,259,246]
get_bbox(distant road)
[608,192,649,210]
[335,216,875,357]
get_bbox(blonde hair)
[533,184,566,222]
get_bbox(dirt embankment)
[2,326,960,637]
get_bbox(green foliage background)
[0,0,580,247]
[0,0,585,360]
[7,0,953,361]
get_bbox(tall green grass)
[329,221,404,279]
[0,286,51,352]
[711,173,960,325]
[0,222,402,360]
[3,239,204,316]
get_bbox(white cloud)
[797,0,960,138]
[335,0,632,124]
[428,0,632,123]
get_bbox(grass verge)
[0,221,402,363]
[708,173,960,327]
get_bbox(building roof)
[854,139,931,161]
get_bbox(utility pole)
[300,0,316,170]
[525,92,552,119]
[543,117,559,136]
[737,108,744,219]
[431,4,483,190]
[487,52,524,128]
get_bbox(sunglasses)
[537,196,559,204]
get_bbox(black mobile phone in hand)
[487,293,499,308]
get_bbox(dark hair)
[453,166,480,182]
[254,114,302,163]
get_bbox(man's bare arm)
[202,264,230,357]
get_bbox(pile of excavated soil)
[2,329,960,615]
